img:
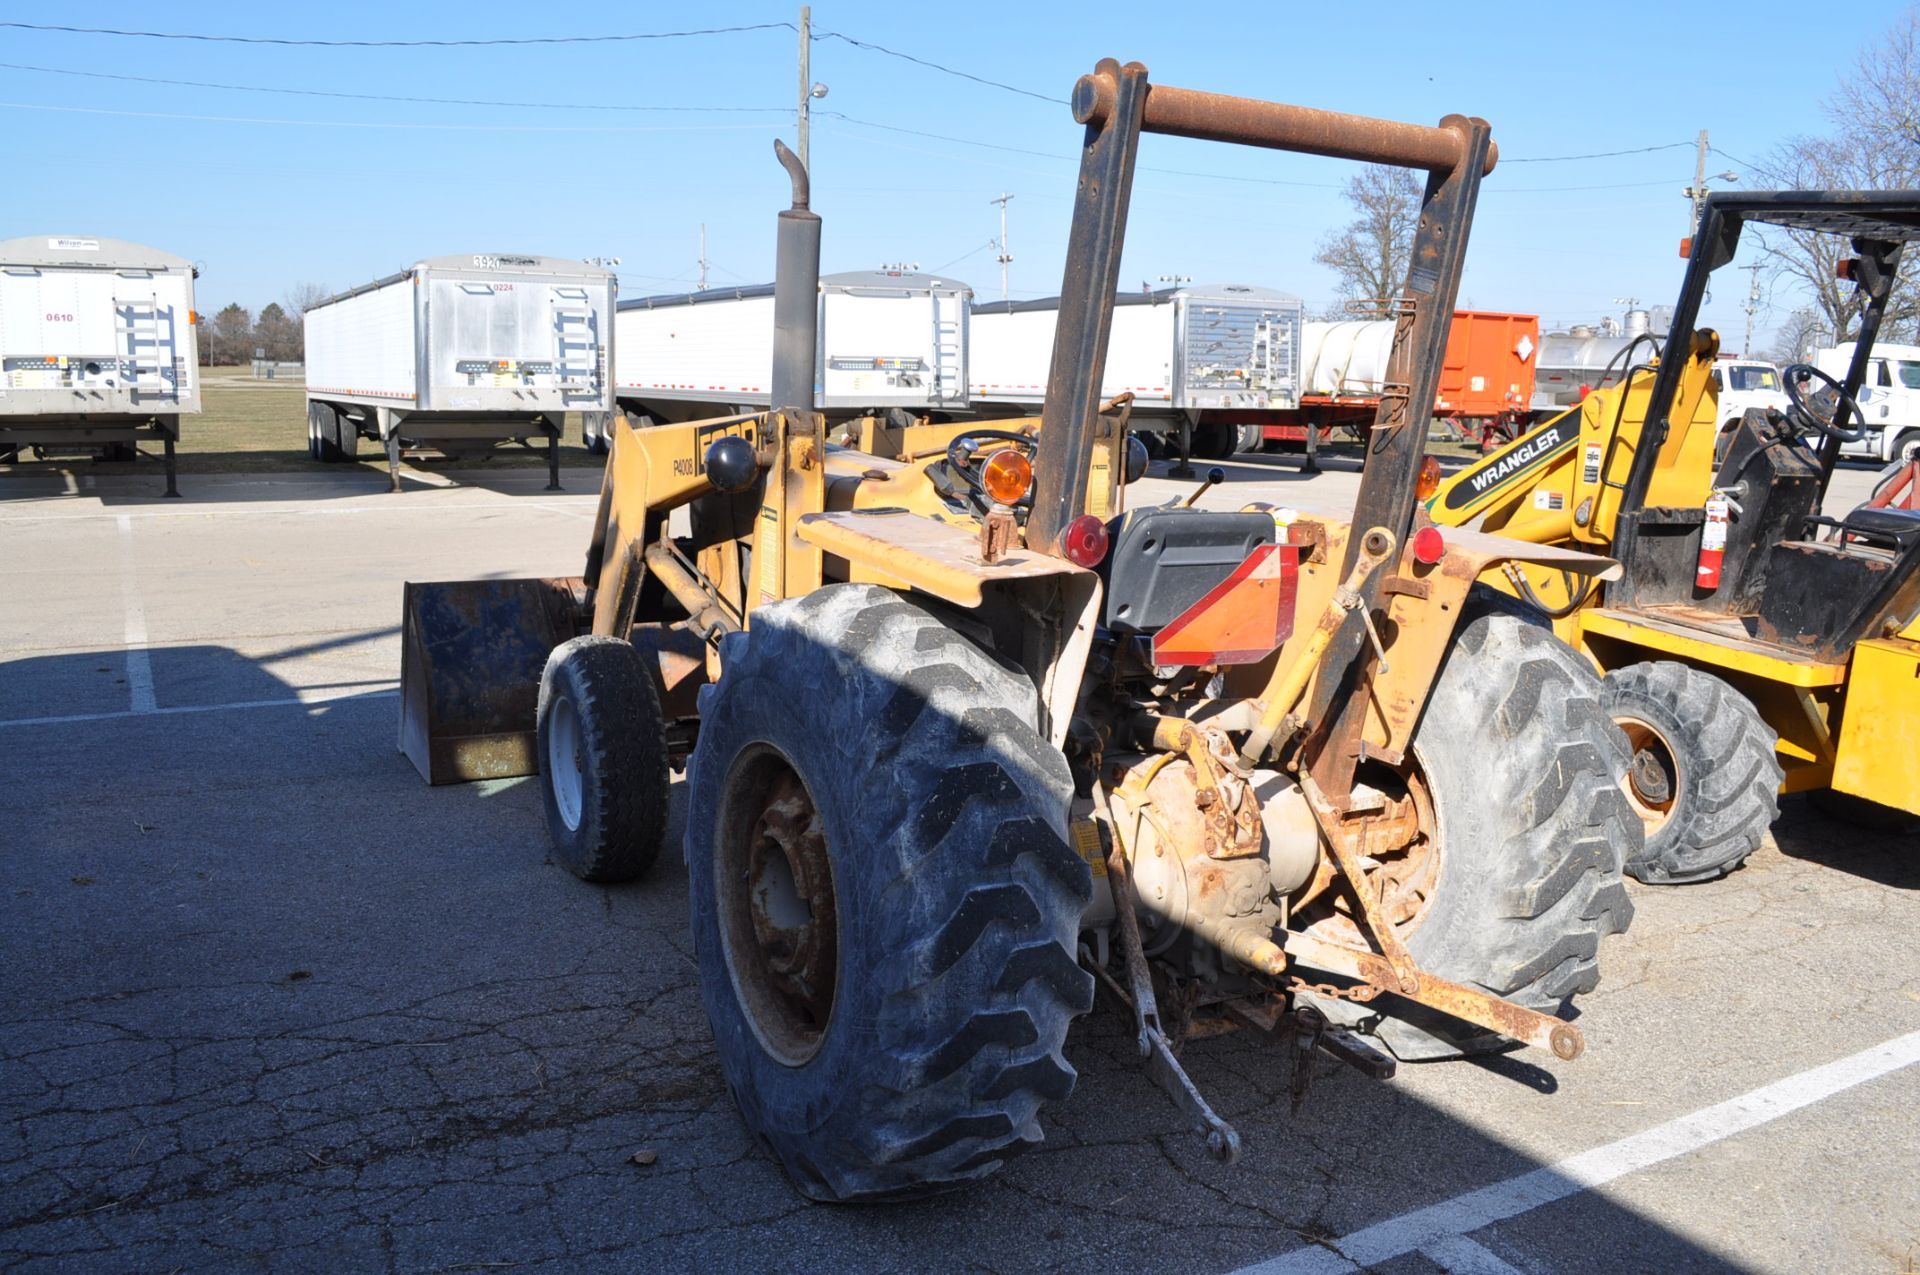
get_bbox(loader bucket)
[399,577,588,784]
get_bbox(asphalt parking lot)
[2,454,1915,1274]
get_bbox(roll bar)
[1070,69,1498,176]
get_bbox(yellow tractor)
[1427,192,1920,883]
[400,62,1639,1200]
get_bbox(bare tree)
[1314,165,1422,312]
[207,303,253,366]
[283,282,331,315]
[1758,7,1920,343]
[1765,306,1829,364]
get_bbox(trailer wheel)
[1300,608,1638,1059]
[1189,422,1233,459]
[1603,662,1782,884]
[536,636,670,883]
[685,584,1093,1201]
[311,402,352,464]
[305,402,325,461]
[334,414,359,461]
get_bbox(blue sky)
[3,1,1908,347]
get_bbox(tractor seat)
[1838,505,1920,551]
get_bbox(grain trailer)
[304,254,615,491]
[0,235,199,496]
[605,269,969,448]
[969,283,1303,455]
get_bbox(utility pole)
[990,193,1013,302]
[1682,129,1739,234]
[1742,261,1764,356]
[697,224,708,292]
[796,8,827,176]
[798,7,811,173]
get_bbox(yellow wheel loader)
[1427,192,1920,884]
[400,62,1638,1201]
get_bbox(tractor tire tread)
[536,635,670,883]
[1603,661,1782,884]
[686,583,1092,1202]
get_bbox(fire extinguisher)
[1697,494,1730,590]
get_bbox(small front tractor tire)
[1603,661,1782,884]
[1307,608,1639,1060]
[536,635,670,883]
[685,584,1094,1202]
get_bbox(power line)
[819,112,1070,160]
[813,29,1063,104]
[0,19,794,47]
[0,100,786,134]
[1503,141,1695,163]
[0,61,789,113]
[931,241,997,275]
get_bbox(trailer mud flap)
[399,577,587,784]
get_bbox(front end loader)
[400,63,1639,1201]
[1427,192,1920,883]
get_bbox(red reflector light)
[1061,514,1110,568]
[1411,526,1446,565]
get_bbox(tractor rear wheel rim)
[1618,716,1679,835]
[547,694,584,832]
[1303,760,1442,947]
[716,746,838,1067]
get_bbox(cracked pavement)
[2,463,1915,1274]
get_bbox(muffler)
[398,576,587,784]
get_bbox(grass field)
[3,366,1484,478]
[3,366,602,477]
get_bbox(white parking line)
[115,515,156,713]
[0,687,399,730]
[0,499,596,525]
[1419,1235,1525,1275]
[1231,1028,1920,1275]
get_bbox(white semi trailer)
[304,254,615,491]
[968,283,1303,457]
[0,235,200,496]
[605,270,970,449]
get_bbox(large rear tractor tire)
[536,635,670,883]
[685,584,1094,1201]
[1602,661,1782,884]
[1306,609,1639,1060]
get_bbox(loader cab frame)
[1610,193,1920,617]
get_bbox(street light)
[1684,170,1739,232]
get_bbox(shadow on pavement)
[1769,793,1920,888]
[0,633,1763,1273]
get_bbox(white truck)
[967,283,1303,457]
[0,235,199,495]
[607,270,970,448]
[304,254,615,491]
[1815,343,1920,463]
[1711,359,1788,426]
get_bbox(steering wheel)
[944,428,1038,501]
[1781,363,1867,443]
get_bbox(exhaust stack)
[771,140,821,415]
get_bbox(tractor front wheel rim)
[1618,716,1680,835]
[716,746,839,1067]
[547,694,585,832]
